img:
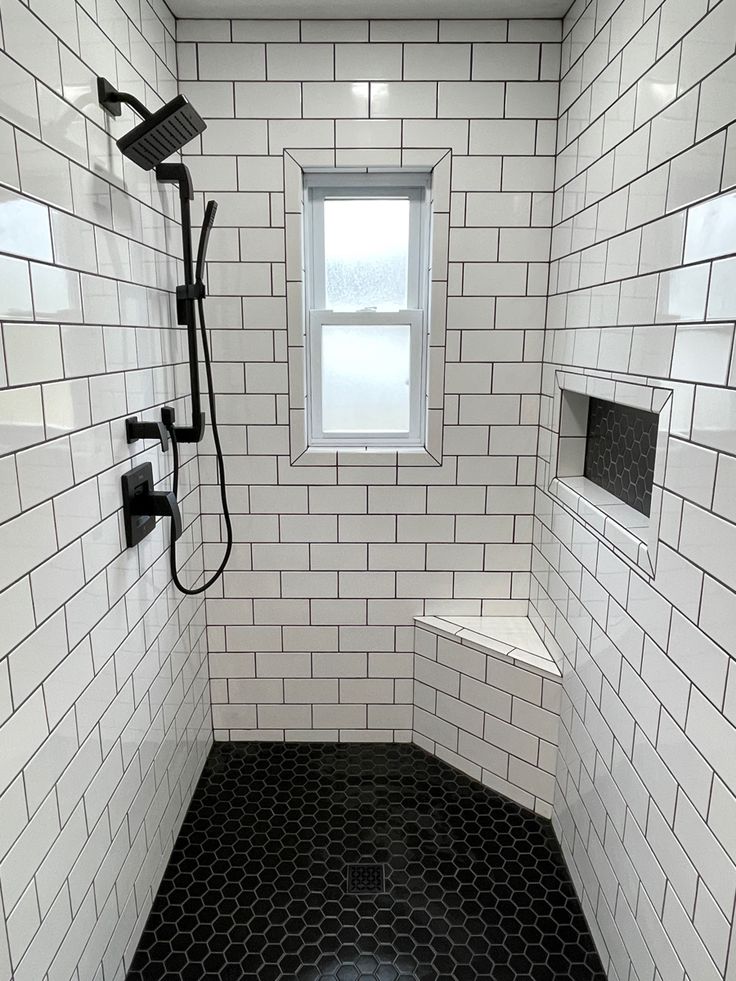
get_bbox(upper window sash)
[305,175,431,313]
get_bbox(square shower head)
[117,94,206,171]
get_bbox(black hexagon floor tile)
[126,742,606,981]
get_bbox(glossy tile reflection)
[127,742,605,981]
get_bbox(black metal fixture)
[125,416,170,452]
[122,462,182,548]
[155,162,207,445]
[103,78,232,593]
[97,77,206,171]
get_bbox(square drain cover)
[346,863,385,894]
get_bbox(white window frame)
[304,172,431,449]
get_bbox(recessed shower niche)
[548,372,672,577]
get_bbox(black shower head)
[98,79,206,171]
[117,95,206,171]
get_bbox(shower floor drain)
[346,863,385,894]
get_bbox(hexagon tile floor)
[127,742,606,981]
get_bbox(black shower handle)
[131,488,182,541]
[126,416,169,453]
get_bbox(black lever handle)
[130,488,182,541]
[122,461,183,547]
[126,416,169,453]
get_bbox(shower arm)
[155,162,206,444]
[97,77,152,121]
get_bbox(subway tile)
[0,255,33,320]
[403,43,470,80]
[0,502,58,594]
[0,689,48,795]
[179,79,235,116]
[31,265,82,323]
[442,21,507,42]
[335,43,401,80]
[667,132,726,212]
[0,0,61,90]
[0,117,19,188]
[472,43,540,80]
[370,81,437,117]
[235,81,302,117]
[302,82,369,118]
[268,119,334,153]
[370,21,438,42]
[0,188,52,262]
[707,255,736,321]
[6,880,40,968]
[506,81,559,118]
[672,323,733,383]
[267,43,333,80]
[301,21,368,42]
[0,793,59,911]
[470,119,536,155]
[692,385,736,455]
[684,189,736,263]
[680,502,736,594]
[16,437,73,510]
[197,42,265,79]
[0,51,40,134]
[37,85,87,167]
[3,323,63,386]
[655,265,709,325]
[696,55,736,141]
[677,0,736,93]
[232,21,296,42]
[16,133,73,212]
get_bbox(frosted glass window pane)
[321,324,411,433]
[324,198,410,311]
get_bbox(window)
[304,173,431,448]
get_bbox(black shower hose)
[165,295,233,594]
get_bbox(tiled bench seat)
[413,615,562,817]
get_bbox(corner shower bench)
[413,615,562,817]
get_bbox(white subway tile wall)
[536,2,736,981]
[178,18,560,743]
[0,0,212,979]
[1,4,735,981]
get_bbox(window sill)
[292,445,442,467]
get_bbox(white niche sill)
[550,474,653,567]
[414,615,562,681]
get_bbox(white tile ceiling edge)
[168,0,569,19]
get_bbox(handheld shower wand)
[164,199,234,596]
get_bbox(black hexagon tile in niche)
[126,743,607,981]
[584,396,658,515]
